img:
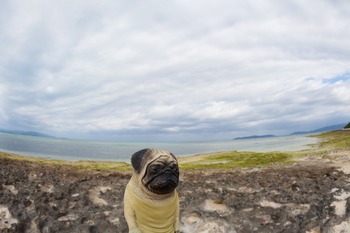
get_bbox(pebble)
[0,205,18,229]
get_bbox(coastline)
[1,131,350,232]
[0,132,319,162]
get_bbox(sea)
[0,132,319,162]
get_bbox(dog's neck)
[130,174,175,205]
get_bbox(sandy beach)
[1,131,350,233]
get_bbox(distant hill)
[0,129,54,138]
[234,134,276,140]
[233,123,347,140]
[289,123,346,135]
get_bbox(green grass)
[0,152,131,171]
[179,151,297,169]
[313,131,350,150]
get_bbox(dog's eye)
[171,163,178,171]
[150,165,161,173]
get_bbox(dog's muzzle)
[147,170,179,195]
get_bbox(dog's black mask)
[142,161,179,195]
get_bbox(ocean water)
[0,132,319,162]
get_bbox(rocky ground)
[2,149,350,233]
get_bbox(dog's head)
[131,148,179,195]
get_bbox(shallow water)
[0,132,318,162]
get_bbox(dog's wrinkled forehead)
[131,148,176,173]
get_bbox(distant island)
[234,134,276,140]
[234,123,346,140]
[289,123,346,135]
[0,129,53,138]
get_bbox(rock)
[328,218,350,233]
[3,185,18,195]
[0,205,18,230]
[88,186,109,206]
[40,183,54,193]
[181,215,236,233]
[202,199,230,215]
[57,214,79,222]
[306,227,321,233]
[331,190,350,216]
[259,199,282,208]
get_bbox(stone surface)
[2,152,350,232]
[0,205,18,230]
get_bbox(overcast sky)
[0,0,349,141]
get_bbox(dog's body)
[124,148,180,233]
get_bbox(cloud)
[0,0,350,140]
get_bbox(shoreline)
[0,136,320,169]
[0,131,349,172]
[0,132,319,163]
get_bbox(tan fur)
[124,149,179,233]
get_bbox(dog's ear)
[131,148,151,173]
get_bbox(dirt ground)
[2,150,350,233]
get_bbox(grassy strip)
[179,151,297,169]
[0,152,131,171]
[313,130,350,150]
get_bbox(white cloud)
[0,0,349,140]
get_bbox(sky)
[0,0,350,141]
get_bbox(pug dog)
[124,148,180,233]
